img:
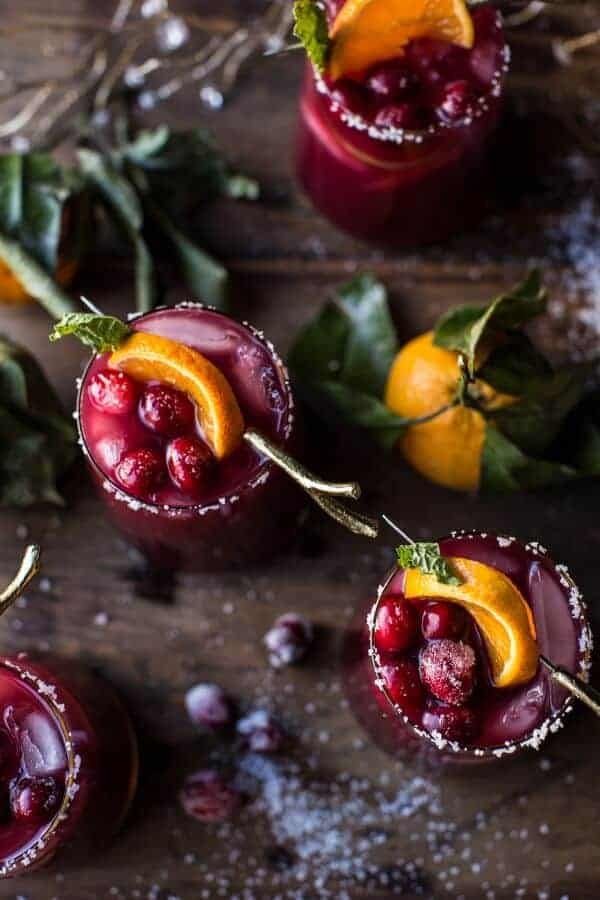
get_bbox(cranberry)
[437,79,473,122]
[166,436,214,496]
[378,660,424,718]
[421,601,466,641]
[88,369,138,415]
[374,597,418,654]
[367,64,416,100]
[237,710,284,754]
[185,683,232,731]
[10,776,62,822]
[139,384,195,437]
[422,704,479,744]
[264,613,313,668]
[179,770,241,823]
[375,103,420,131]
[116,447,166,498]
[419,639,477,706]
[330,80,370,118]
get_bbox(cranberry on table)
[419,639,476,706]
[138,384,195,437]
[264,613,313,668]
[88,370,138,415]
[185,683,232,731]
[179,769,241,823]
[421,601,466,641]
[374,597,418,654]
[115,447,166,499]
[422,704,479,743]
[378,660,424,718]
[166,437,214,496]
[236,710,284,754]
[10,776,62,822]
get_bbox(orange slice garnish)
[109,332,244,459]
[403,558,538,688]
[329,0,475,81]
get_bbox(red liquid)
[78,305,304,570]
[296,4,508,246]
[342,533,592,764]
[0,656,137,876]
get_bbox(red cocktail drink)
[77,304,303,570]
[0,655,137,876]
[343,532,592,764]
[297,3,508,246]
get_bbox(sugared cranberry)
[138,384,195,437]
[419,639,476,706]
[88,369,138,415]
[179,770,241,823]
[116,447,166,498]
[367,64,416,100]
[437,79,473,122]
[264,613,313,668]
[185,683,232,731]
[237,710,284,754]
[10,776,62,822]
[166,437,214,496]
[422,704,479,744]
[421,601,466,641]
[375,103,420,131]
[330,80,370,118]
[378,661,424,718]
[374,597,418,654]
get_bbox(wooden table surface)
[1,2,600,898]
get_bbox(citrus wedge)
[329,0,475,81]
[403,558,539,688]
[109,332,244,459]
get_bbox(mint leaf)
[293,0,330,72]
[396,543,462,586]
[49,313,131,352]
[434,272,546,375]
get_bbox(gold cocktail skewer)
[0,545,41,615]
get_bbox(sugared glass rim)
[367,530,594,760]
[0,656,82,877]
[75,302,297,518]
[311,5,510,147]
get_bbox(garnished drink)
[295,0,508,245]
[343,532,592,762]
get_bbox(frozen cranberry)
[116,447,166,498]
[375,103,420,131]
[378,660,424,718]
[422,704,479,744]
[374,597,418,654]
[237,710,284,754]
[185,683,232,731]
[166,436,214,496]
[330,80,370,118]
[421,601,466,641]
[419,639,476,706]
[264,613,313,668]
[88,369,138,415]
[367,64,416,100]
[10,776,62,822]
[139,384,195,437]
[179,770,241,823]
[437,79,473,122]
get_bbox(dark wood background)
[1,1,600,897]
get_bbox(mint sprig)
[396,543,463,586]
[49,313,131,353]
[293,0,330,73]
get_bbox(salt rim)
[312,9,510,147]
[75,302,296,518]
[367,531,593,759]
[0,657,81,876]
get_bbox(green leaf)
[315,381,410,450]
[49,313,131,352]
[477,333,552,395]
[396,542,462,586]
[293,0,330,72]
[0,335,76,506]
[481,425,576,494]
[0,232,75,319]
[434,272,547,375]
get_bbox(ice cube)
[20,712,66,775]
